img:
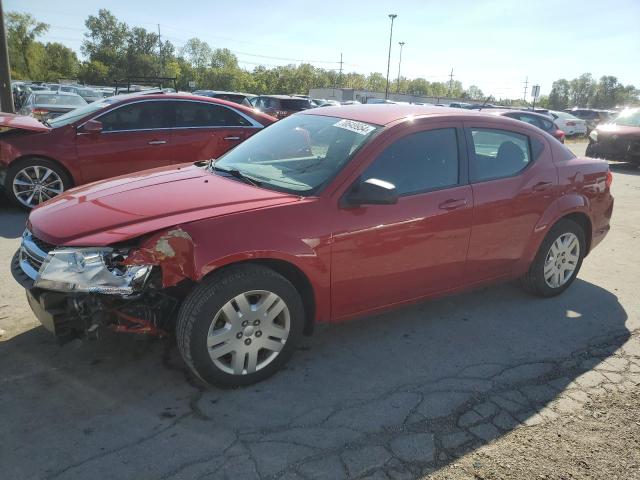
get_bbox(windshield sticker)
[333,119,376,135]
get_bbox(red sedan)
[0,92,276,209]
[12,104,613,387]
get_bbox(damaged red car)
[12,105,614,387]
[0,92,275,209]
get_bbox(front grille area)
[30,235,55,254]
[19,230,56,280]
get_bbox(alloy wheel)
[544,232,580,288]
[207,290,290,375]
[12,166,64,208]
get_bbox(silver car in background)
[18,91,87,122]
[549,110,588,136]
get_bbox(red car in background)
[0,92,276,209]
[12,104,613,387]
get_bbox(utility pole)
[396,41,405,94]
[0,0,15,113]
[523,76,528,102]
[384,14,397,100]
[157,24,164,77]
[448,68,454,97]
[338,52,343,88]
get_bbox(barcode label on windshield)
[333,119,375,135]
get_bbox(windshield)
[48,98,118,128]
[35,94,86,106]
[611,109,640,127]
[214,114,380,195]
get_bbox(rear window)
[281,99,312,110]
[35,94,86,106]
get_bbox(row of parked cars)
[2,84,638,209]
[8,93,615,387]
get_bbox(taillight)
[606,170,613,189]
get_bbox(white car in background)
[549,110,587,136]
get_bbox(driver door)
[330,122,473,319]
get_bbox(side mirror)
[343,178,398,207]
[80,119,103,134]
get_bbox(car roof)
[259,94,309,99]
[194,90,249,96]
[34,90,82,96]
[489,109,552,120]
[302,104,488,126]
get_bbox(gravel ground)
[1,140,639,479]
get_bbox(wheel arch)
[201,258,317,336]
[10,154,76,187]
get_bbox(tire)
[5,158,72,210]
[176,264,305,387]
[585,142,596,157]
[520,219,586,297]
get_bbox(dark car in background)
[251,95,314,119]
[192,90,254,106]
[586,108,640,165]
[0,92,276,209]
[18,91,87,122]
[565,108,613,132]
[490,109,565,143]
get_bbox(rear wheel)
[5,158,71,209]
[176,265,305,387]
[520,219,586,297]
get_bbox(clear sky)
[7,0,640,99]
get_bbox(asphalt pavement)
[1,141,639,479]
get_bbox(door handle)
[532,181,553,192]
[223,136,241,141]
[147,140,167,145]
[438,198,468,211]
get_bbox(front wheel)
[5,158,71,209]
[176,265,305,387]
[520,219,586,297]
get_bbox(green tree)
[82,9,129,77]
[547,79,570,110]
[41,43,78,81]
[569,73,595,107]
[465,85,484,100]
[6,12,49,78]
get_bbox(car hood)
[28,164,300,246]
[0,113,50,132]
[596,123,640,137]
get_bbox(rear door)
[463,122,557,283]
[168,100,262,162]
[76,100,174,182]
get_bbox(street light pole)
[396,41,405,94]
[384,14,397,100]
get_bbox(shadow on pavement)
[0,196,28,239]
[0,277,630,479]
[609,161,640,176]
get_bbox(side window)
[99,101,170,132]
[174,102,251,128]
[362,128,459,196]
[469,129,531,182]
[518,114,542,129]
[540,118,554,131]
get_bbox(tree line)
[7,10,639,108]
